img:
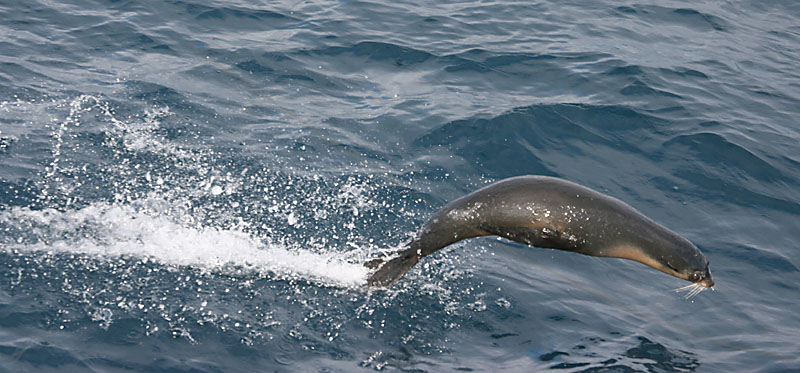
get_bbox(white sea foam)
[0,201,369,287]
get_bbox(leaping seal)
[366,176,713,292]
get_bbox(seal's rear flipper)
[364,257,385,269]
[366,249,419,287]
[364,248,406,269]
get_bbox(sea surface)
[1,0,799,371]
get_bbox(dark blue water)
[1,0,799,371]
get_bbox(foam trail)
[0,202,369,287]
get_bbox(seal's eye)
[690,271,703,282]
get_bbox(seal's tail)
[365,249,419,287]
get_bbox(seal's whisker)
[674,283,697,292]
[673,283,707,300]
[684,284,706,300]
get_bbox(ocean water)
[1,0,799,371]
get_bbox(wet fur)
[366,176,712,290]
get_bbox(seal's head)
[606,227,713,291]
[608,236,713,299]
[673,255,714,299]
[658,236,714,289]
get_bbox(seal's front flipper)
[479,225,578,251]
[366,249,419,287]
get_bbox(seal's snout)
[695,277,714,288]
[690,268,714,288]
[699,276,714,288]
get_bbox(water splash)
[0,94,484,364]
[0,201,369,287]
